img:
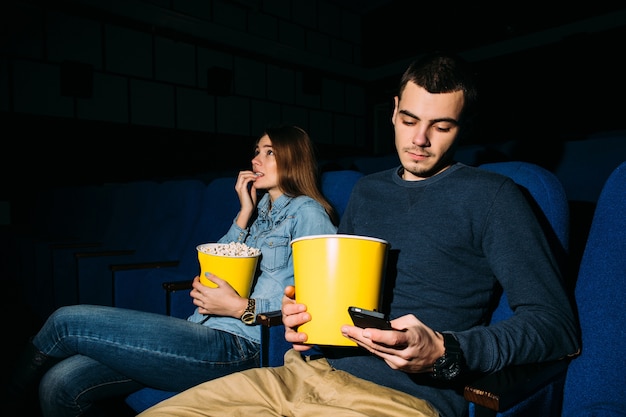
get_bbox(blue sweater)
[325,163,580,417]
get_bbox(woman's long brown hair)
[261,125,339,225]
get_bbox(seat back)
[32,181,159,317]
[113,176,239,316]
[165,176,241,317]
[321,170,364,218]
[131,178,207,259]
[20,183,120,318]
[76,179,207,306]
[561,161,626,416]
[96,180,163,249]
[350,154,399,174]
[478,161,570,324]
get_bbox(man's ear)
[391,96,399,125]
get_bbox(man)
[139,52,580,417]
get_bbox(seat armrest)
[110,260,179,271]
[255,310,289,367]
[161,280,194,317]
[75,249,135,258]
[255,310,283,326]
[464,359,569,412]
[162,280,193,292]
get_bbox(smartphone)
[348,306,393,330]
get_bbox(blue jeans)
[33,305,259,417]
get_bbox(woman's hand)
[190,275,248,318]
[340,314,445,373]
[234,170,260,229]
[281,285,314,352]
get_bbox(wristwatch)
[240,298,256,325]
[432,332,465,380]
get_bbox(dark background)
[2,1,626,219]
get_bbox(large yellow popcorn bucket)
[291,234,389,346]
[196,243,261,298]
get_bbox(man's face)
[392,81,465,181]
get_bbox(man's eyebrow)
[398,109,458,125]
[399,109,418,119]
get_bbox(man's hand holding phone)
[345,309,446,374]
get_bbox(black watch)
[240,298,256,325]
[432,332,465,380]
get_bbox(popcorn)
[199,242,261,257]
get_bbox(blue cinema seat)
[466,160,626,416]
[112,176,240,315]
[76,178,207,307]
[561,161,626,417]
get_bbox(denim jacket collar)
[257,193,293,223]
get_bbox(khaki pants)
[139,349,439,417]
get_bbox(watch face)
[442,358,461,379]
[433,355,461,380]
[241,312,256,325]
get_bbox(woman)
[4,125,338,417]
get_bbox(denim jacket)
[187,192,337,344]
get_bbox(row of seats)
[125,160,626,416]
[113,170,364,318]
[8,171,365,320]
[10,178,234,319]
[6,159,624,415]
[127,160,625,416]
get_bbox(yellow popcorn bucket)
[291,234,389,346]
[196,243,261,298]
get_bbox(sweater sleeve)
[457,179,580,372]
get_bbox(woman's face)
[251,134,280,196]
